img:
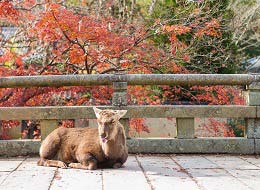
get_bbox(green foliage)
[227,119,245,137]
[229,0,260,59]
[143,0,243,74]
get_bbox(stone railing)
[0,74,259,156]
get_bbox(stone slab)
[103,156,150,190]
[0,138,256,157]
[255,139,260,154]
[240,156,260,168]
[17,158,57,172]
[227,169,260,189]
[0,170,55,190]
[0,172,9,184]
[50,168,102,190]
[0,160,23,172]
[127,138,255,154]
[0,140,40,157]
[137,155,200,190]
[173,155,219,169]
[204,155,259,170]
[187,168,250,190]
[1,155,260,190]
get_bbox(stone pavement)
[0,154,259,190]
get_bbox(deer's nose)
[100,133,106,138]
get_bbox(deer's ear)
[114,110,127,119]
[93,107,102,119]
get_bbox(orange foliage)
[0,1,245,139]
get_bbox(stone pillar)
[112,75,130,139]
[245,82,260,153]
[75,119,89,128]
[176,118,195,139]
[40,120,59,140]
[112,81,127,106]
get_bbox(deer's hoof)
[113,162,122,169]
[88,163,97,170]
[58,161,68,169]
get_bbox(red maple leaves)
[0,2,245,139]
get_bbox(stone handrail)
[0,74,259,87]
[0,74,259,156]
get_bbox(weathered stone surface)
[17,158,56,172]
[187,168,249,190]
[112,82,127,91]
[255,139,260,154]
[0,172,9,184]
[0,74,259,88]
[0,140,40,157]
[239,156,260,168]
[0,105,257,120]
[40,120,58,139]
[0,170,55,190]
[1,155,260,190]
[0,138,257,157]
[127,138,255,154]
[246,118,256,138]
[256,119,260,138]
[50,168,102,190]
[112,92,128,106]
[112,82,127,106]
[103,156,150,190]
[137,155,200,190]
[173,155,218,169]
[0,138,258,157]
[120,118,130,139]
[0,160,23,171]
[246,118,260,139]
[176,118,195,139]
[75,119,89,128]
[247,82,260,90]
[0,158,56,190]
[227,169,260,190]
[205,155,259,170]
[246,91,260,106]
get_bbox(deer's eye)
[111,120,116,124]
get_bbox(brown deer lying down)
[37,107,128,170]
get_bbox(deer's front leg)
[69,153,97,170]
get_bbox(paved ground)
[0,154,260,190]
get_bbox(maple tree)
[0,0,245,139]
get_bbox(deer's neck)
[100,125,126,158]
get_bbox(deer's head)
[93,107,127,143]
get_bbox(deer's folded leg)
[38,159,67,169]
[68,163,88,169]
[71,153,98,170]
[69,161,97,170]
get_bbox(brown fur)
[37,107,128,170]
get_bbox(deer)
[37,107,128,170]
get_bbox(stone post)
[112,74,130,139]
[40,119,59,140]
[245,82,260,153]
[176,118,195,139]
